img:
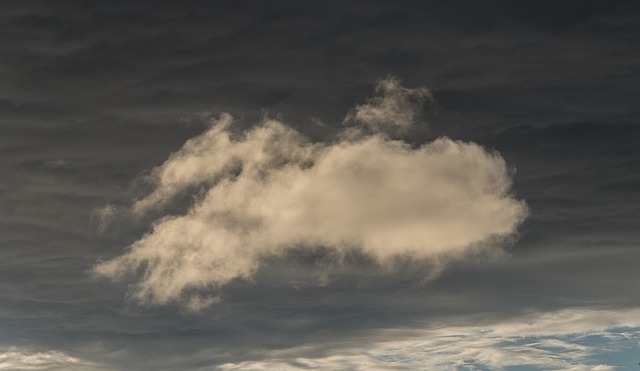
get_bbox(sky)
[1,0,640,370]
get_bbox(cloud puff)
[94,78,527,307]
[343,76,432,136]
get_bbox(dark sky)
[1,1,640,370]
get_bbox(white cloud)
[218,308,640,371]
[94,77,527,307]
[0,347,101,370]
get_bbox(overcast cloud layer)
[1,0,640,370]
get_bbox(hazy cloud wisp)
[343,76,432,136]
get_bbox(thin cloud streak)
[219,308,640,370]
[0,347,103,371]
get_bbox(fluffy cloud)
[94,78,527,307]
[218,308,640,370]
